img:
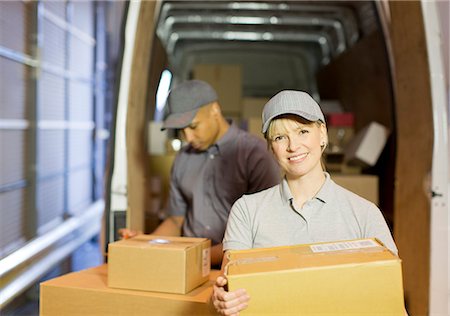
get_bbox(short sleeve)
[167,156,187,216]
[222,197,253,251]
[364,203,398,255]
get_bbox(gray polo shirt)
[169,124,280,245]
[223,173,398,254]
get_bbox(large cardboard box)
[226,238,404,315]
[193,64,242,116]
[331,173,379,205]
[40,264,219,316]
[108,235,211,294]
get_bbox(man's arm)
[152,215,184,236]
[118,215,184,239]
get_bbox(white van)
[107,2,448,315]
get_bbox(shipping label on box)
[108,235,211,294]
[226,238,404,316]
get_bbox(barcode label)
[202,248,211,277]
[310,239,379,253]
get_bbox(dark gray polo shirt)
[168,124,281,245]
[223,173,398,254]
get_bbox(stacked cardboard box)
[241,97,269,139]
[193,64,242,118]
[331,173,379,205]
[148,153,176,221]
[108,235,211,294]
[226,238,404,315]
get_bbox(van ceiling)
[156,1,380,98]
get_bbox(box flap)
[226,239,400,276]
[110,234,209,250]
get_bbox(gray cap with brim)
[261,90,325,133]
[162,80,218,130]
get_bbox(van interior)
[105,1,446,315]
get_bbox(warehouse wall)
[0,1,123,311]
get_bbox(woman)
[211,90,397,315]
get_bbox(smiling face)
[268,114,327,180]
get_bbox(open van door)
[105,0,163,246]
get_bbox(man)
[123,80,280,266]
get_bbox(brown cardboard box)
[193,64,242,116]
[40,264,219,316]
[108,235,211,294]
[243,117,264,140]
[148,153,176,205]
[240,97,268,140]
[241,97,269,119]
[331,173,379,205]
[226,238,404,316]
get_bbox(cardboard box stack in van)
[240,97,270,139]
[331,173,379,205]
[226,238,405,315]
[108,235,211,294]
[193,63,242,119]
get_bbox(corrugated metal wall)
[0,1,107,259]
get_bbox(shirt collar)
[279,172,332,204]
[211,122,238,155]
[315,172,333,203]
[279,178,293,204]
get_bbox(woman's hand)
[211,275,250,315]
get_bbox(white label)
[148,238,170,244]
[310,239,379,253]
[202,248,211,277]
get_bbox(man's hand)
[118,228,141,239]
[118,216,184,240]
[211,275,250,315]
[152,216,184,236]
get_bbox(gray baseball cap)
[162,80,218,130]
[261,90,325,133]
